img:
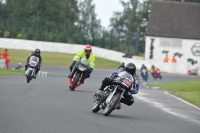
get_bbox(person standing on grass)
[3,49,10,69]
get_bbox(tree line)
[0,0,199,55]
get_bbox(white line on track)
[135,92,200,127]
[142,82,200,110]
[143,82,149,88]
[164,91,200,111]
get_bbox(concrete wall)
[0,38,199,75]
[145,36,200,75]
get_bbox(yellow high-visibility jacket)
[73,50,95,69]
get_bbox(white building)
[145,1,200,75]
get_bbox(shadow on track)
[89,111,140,120]
[67,89,94,94]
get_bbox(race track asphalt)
[0,66,200,133]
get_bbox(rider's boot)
[115,103,121,110]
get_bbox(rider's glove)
[134,75,140,84]
[132,84,139,94]
[70,61,76,71]
[89,67,93,73]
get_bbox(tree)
[76,0,101,45]
[110,0,151,55]
[167,0,200,3]
[0,0,80,42]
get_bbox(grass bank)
[0,69,24,76]
[148,81,200,108]
[0,48,120,69]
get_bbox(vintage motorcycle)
[25,56,39,83]
[68,58,90,91]
[141,68,148,81]
[92,71,134,116]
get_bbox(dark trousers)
[99,77,111,91]
[99,77,134,106]
[121,95,134,106]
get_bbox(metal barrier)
[37,71,48,77]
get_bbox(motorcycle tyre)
[27,70,32,83]
[92,102,100,113]
[104,92,122,116]
[70,74,80,91]
[159,74,162,79]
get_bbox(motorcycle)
[141,68,148,81]
[92,71,134,116]
[25,56,39,83]
[153,68,162,79]
[68,58,90,91]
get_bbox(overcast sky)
[93,0,128,28]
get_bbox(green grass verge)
[0,69,24,76]
[0,48,120,69]
[148,81,200,108]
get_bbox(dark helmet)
[125,63,136,76]
[34,49,40,56]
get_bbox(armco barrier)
[37,71,48,77]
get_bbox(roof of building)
[146,1,200,40]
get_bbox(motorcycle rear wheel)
[103,92,121,116]
[70,74,80,91]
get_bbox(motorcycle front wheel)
[70,74,80,91]
[92,102,100,113]
[159,74,162,79]
[103,92,122,116]
[26,70,32,83]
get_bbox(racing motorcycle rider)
[68,44,95,85]
[25,49,42,79]
[95,62,140,109]
[140,64,148,75]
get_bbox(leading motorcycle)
[25,56,39,83]
[68,58,90,91]
[92,71,134,116]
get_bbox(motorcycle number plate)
[142,69,147,73]
[30,61,36,66]
[122,78,132,87]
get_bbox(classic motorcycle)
[141,68,148,81]
[25,56,39,83]
[68,58,90,91]
[153,68,162,79]
[92,71,134,116]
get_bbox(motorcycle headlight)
[78,65,87,71]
